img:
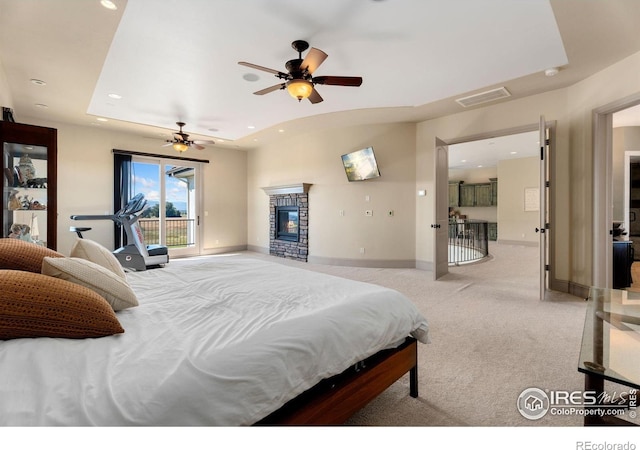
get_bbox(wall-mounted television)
[341,146,381,182]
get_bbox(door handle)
[430,224,441,229]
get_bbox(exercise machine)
[70,193,169,271]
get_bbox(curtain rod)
[112,148,210,164]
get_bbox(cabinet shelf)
[1,122,57,250]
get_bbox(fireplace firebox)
[276,206,299,242]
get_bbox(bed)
[0,247,429,426]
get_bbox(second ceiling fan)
[163,122,215,152]
[238,40,363,104]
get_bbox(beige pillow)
[0,238,64,273]
[42,257,138,311]
[70,238,126,279]
[0,270,124,340]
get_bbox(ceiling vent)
[455,87,511,108]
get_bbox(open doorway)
[593,94,640,289]
[613,104,640,291]
[446,130,543,292]
[448,131,540,248]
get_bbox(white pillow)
[42,257,138,311]
[70,238,126,279]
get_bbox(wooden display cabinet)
[1,121,57,250]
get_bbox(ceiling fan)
[163,122,215,152]
[238,40,363,104]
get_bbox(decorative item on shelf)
[3,167,12,185]
[26,177,47,189]
[8,223,33,242]
[8,189,20,210]
[30,213,40,242]
[31,201,46,210]
[19,194,34,210]
[18,154,36,184]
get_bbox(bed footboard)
[256,337,418,425]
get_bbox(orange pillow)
[0,238,64,273]
[0,270,124,340]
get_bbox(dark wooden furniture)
[612,241,633,289]
[1,121,57,250]
[579,288,639,426]
[256,337,418,425]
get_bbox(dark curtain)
[113,152,132,248]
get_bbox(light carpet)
[243,243,591,427]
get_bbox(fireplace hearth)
[263,184,311,262]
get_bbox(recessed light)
[278,129,285,133]
[477,165,483,168]
[108,93,122,99]
[96,117,108,122]
[34,103,48,108]
[510,151,517,155]
[545,67,559,77]
[100,0,118,10]
[30,79,46,86]
[247,125,255,129]
[461,159,467,163]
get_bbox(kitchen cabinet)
[448,181,461,207]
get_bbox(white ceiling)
[1,0,640,151]
[449,131,540,170]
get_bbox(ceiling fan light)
[173,142,189,152]
[286,79,313,101]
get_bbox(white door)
[537,116,549,300]
[131,156,202,258]
[433,138,449,280]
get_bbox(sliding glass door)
[131,156,202,258]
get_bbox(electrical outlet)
[339,210,345,217]
[360,247,365,254]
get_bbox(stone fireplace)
[262,184,311,262]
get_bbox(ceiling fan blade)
[162,142,173,147]
[238,61,286,77]
[301,47,328,74]
[313,75,363,87]
[193,144,205,150]
[254,83,285,95]
[308,88,323,104]
[193,140,216,145]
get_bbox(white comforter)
[0,254,429,426]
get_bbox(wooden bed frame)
[256,337,418,425]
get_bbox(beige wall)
[15,116,247,256]
[497,156,539,244]
[565,50,640,287]
[0,59,12,110]
[7,48,640,291]
[613,126,640,222]
[415,89,570,281]
[247,122,417,266]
